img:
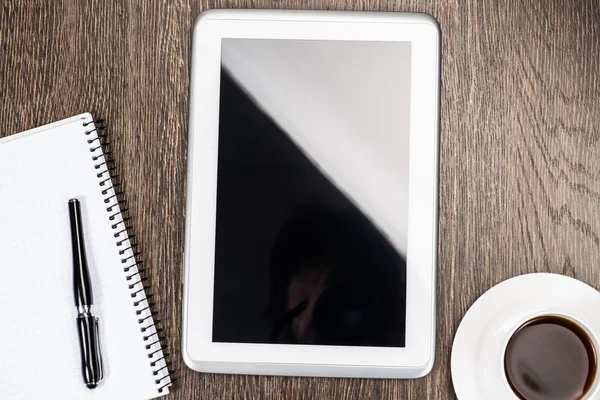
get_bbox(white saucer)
[451,273,600,400]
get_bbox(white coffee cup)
[452,273,600,400]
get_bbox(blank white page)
[0,114,170,399]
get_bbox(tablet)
[183,9,440,379]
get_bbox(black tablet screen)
[212,39,411,347]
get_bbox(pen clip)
[94,317,104,383]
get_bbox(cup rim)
[500,312,600,400]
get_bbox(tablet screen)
[212,39,411,347]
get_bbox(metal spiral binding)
[83,117,175,394]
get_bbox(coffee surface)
[504,316,597,400]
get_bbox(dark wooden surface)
[1,1,599,398]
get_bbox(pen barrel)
[69,199,93,306]
[76,315,102,389]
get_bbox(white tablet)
[183,9,440,379]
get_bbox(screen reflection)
[212,39,411,347]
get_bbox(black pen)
[69,199,104,389]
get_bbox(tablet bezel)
[183,9,440,378]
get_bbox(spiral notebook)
[0,114,173,399]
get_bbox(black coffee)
[504,316,597,400]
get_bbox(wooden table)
[2,1,599,398]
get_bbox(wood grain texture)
[1,0,599,398]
